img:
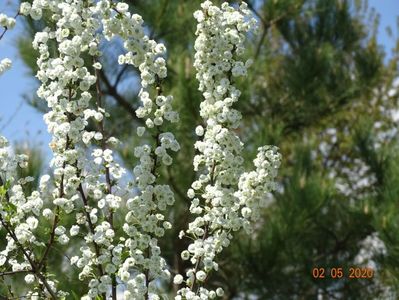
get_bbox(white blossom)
[0,58,12,76]
[24,274,35,284]
[0,14,15,29]
[176,1,280,298]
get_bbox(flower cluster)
[354,232,387,270]
[0,0,280,299]
[0,58,12,76]
[0,13,15,29]
[0,136,63,298]
[97,2,181,298]
[23,1,115,296]
[175,1,281,299]
[235,146,281,230]
[16,0,180,298]
[0,13,16,76]
[0,9,65,298]
[31,1,174,299]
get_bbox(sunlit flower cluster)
[0,13,16,29]
[24,1,112,297]
[175,1,281,299]
[97,3,181,298]
[0,0,180,298]
[0,0,280,299]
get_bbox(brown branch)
[0,269,31,277]
[0,174,57,298]
[166,167,188,203]
[189,226,209,292]
[98,68,139,122]
[254,13,287,59]
[77,185,105,272]
[113,64,129,88]
[77,183,107,298]
[249,2,297,59]
[254,25,268,59]
[246,1,267,26]
[37,158,66,270]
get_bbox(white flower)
[0,58,12,76]
[137,127,145,137]
[196,271,206,282]
[55,226,66,236]
[181,250,190,260]
[0,255,6,266]
[193,10,205,22]
[39,174,51,190]
[0,14,15,29]
[173,274,184,285]
[187,189,195,199]
[26,217,38,230]
[94,132,103,140]
[116,3,129,13]
[58,234,70,245]
[70,256,79,265]
[93,62,102,70]
[70,225,80,236]
[195,125,204,136]
[216,288,224,297]
[0,1,275,298]
[24,274,35,284]
[42,209,54,220]
[19,2,32,16]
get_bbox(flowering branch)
[0,1,281,299]
[92,57,119,299]
[0,12,17,76]
[96,3,181,298]
[0,11,18,41]
[174,1,281,299]
[0,161,58,298]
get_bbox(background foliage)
[2,0,399,298]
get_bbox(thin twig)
[246,1,266,26]
[99,68,139,122]
[94,57,117,300]
[144,76,164,299]
[0,12,19,41]
[37,87,73,272]
[77,185,105,272]
[189,161,216,292]
[113,64,129,88]
[0,269,31,277]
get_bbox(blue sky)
[0,1,398,153]
[0,2,46,148]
